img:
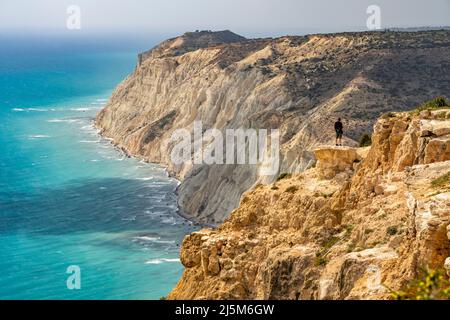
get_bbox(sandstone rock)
[314,147,359,179]
[383,184,398,196]
[169,110,450,300]
[374,185,384,195]
[445,257,450,277]
[424,137,450,164]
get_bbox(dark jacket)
[334,121,343,133]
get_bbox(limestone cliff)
[168,108,450,300]
[96,30,450,223]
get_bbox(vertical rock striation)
[96,30,450,223]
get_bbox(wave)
[13,108,56,112]
[70,108,92,112]
[161,217,176,225]
[121,216,136,221]
[134,236,159,242]
[135,177,154,181]
[80,124,98,132]
[78,140,100,144]
[13,106,101,113]
[28,135,50,139]
[133,236,175,244]
[47,119,81,123]
[145,258,180,265]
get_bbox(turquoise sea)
[0,35,196,299]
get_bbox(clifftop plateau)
[138,30,246,64]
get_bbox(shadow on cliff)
[0,178,193,236]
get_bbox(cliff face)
[169,109,450,300]
[96,30,450,223]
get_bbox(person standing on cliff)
[335,118,343,146]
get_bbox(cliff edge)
[168,108,450,300]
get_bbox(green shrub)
[315,256,327,266]
[277,173,292,181]
[359,133,372,147]
[412,96,449,114]
[386,226,398,236]
[346,243,356,253]
[382,112,396,119]
[285,186,298,194]
[322,236,340,251]
[344,224,354,235]
[391,268,450,300]
[433,96,448,107]
[431,172,450,189]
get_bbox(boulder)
[314,146,359,179]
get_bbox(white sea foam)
[79,140,100,144]
[135,177,154,181]
[80,125,95,131]
[15,106,98,113]
[145,210,167,216]
[70,107,92,112]
[134,236,159,242]
[47,119,80,123]
[161,217,176,225]
[16,107,60,112]
[133,236,175,244]
[28,135,50,139]
[145,258,180,265]
[121,216,136,221]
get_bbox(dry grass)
[431,172,450,189]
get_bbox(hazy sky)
[1,0,449,37]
